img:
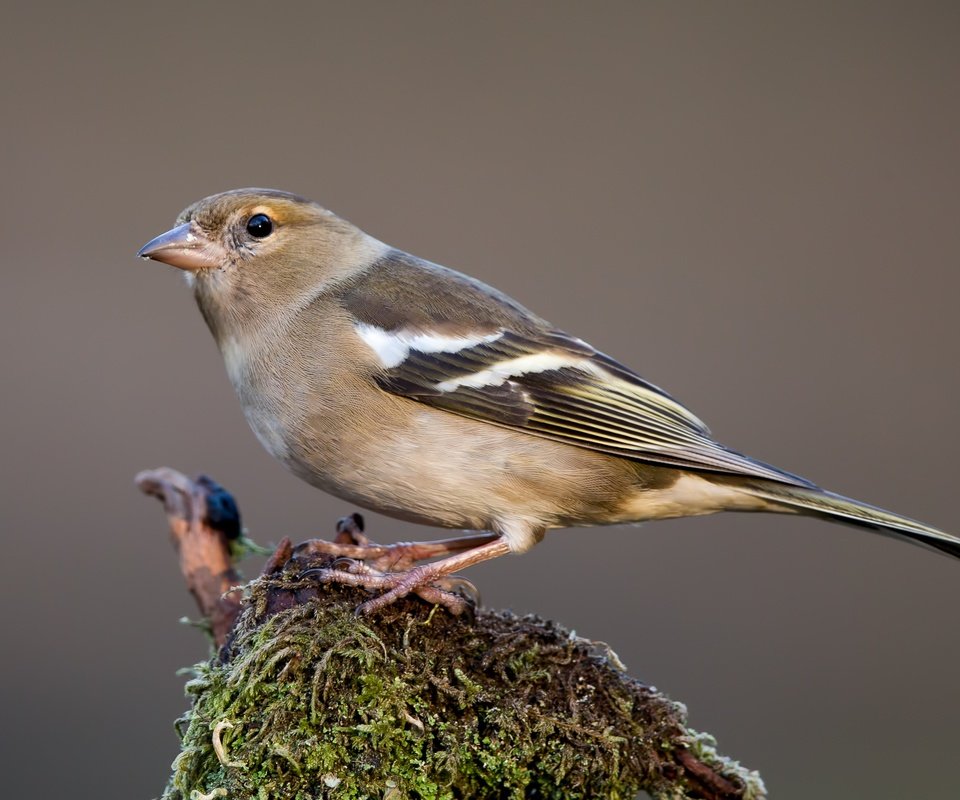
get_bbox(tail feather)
[743,481,960,559]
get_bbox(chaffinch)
[139,188,957,613]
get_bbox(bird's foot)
[352,564,478,615]
[295,521,512,615]
[303,559,476,615]
[296,515,500,573]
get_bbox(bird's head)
[138,188,384,339]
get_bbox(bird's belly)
[277,400,649,533]
[283,413,510,530]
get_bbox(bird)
[138,188,958,613]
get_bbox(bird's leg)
[297,528,500,572]
[351,537,513,615]
[369,533,501,572]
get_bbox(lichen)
[162,559,765,799]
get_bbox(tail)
[741,480,960,558]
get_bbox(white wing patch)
[355,323,504,368]
[436,352,599,391]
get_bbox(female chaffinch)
[139,188,957,613]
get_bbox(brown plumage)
[138,188,959,613]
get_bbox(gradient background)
[2,3,958,798]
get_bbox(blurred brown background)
[2,2,958,798]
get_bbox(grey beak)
[138,222,223,271]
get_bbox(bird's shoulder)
[335,248,547,335]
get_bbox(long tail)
[741,480,960,558]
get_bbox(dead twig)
[135,468,244,648]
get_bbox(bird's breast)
[217,334,304,464]
[220,335,249,393]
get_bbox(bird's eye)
[246,213,273,238]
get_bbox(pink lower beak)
[138,222,224,271]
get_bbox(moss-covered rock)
[163,558,765,800]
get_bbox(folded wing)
[371,326,816,488]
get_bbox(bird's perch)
[137,468,766,800]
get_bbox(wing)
[340,249,814,487]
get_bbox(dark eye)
[246,213,273,238]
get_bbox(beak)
[137,222,224,271]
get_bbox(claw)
[434,576,481,607]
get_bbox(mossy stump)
[138,468,764,800]
[164,558,764,800]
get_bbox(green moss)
[163,560,765,799]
